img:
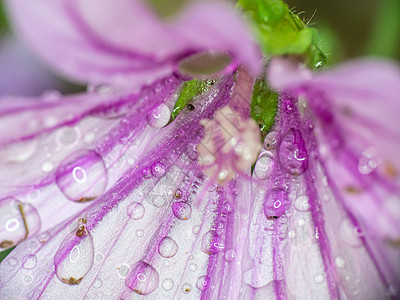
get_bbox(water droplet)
[225,249,236,262]
[174,189,183,200]
[189,263,198,271]
[8,256,17,266]
[95,253,104,263]
[192,225,201,235]
[201,231,225,254]
[162,278,174,291]
[23,274,33,285]
[87,84,114,96]
[151,162,166,177]
[141,167,152,179]
[93,278,103,288]
[0,139,37,163]
[340,219,362,247]
[358,147,381,175]
[294,195,310,211]
[298,218,306,227]
[196,276,210,291]
[314,273,325,284]
[182,283,192,294]
[279,129,308,176]
[56,127,80,148]
[254,152,274,180]
[172,202,192,220]
[127,202,145,220]
[27,239,39,251]
[41,161,54,173]
[288,230,296,239]
[38,232,50,243]
[263,188,289,220]
[55,150,107,202]
[264,131,279,150]
[147,104,170,128]
[135,229,144,237]
[158,237,178,258]
[0,199,41,250]
[125,261,159,295]
[54,226,94,285]
[22,254,37,269]
[117,263,130,279]
[335,256,345,268]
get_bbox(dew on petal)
[182,283,192,294]
[151,162,166,177]
[196,276,210,291]
[189,263,198,271]
[93,278,103,288]
[158,237,178,258]
[56,126,80,148]
[340,219,363,247]
[264,131,279,150]
[313,273,325,284]
[0,199,41,250]
[22,254,37,270]
[172,202,192,220]
[225,249,236,262]
[38,231,51,243]
[41,161,54,173]
[254,152,274,180]
[335,256,346,268]
[54,225,94,285]
[201,231,225,254]
[294,195,310,212]
[0,139,37,163]
[117,263,130,279]
[127,202,145,220]
[358,146,381,175]
[263,188,290,220]
[162,278,174,291]
[55,150,107,202]
[279,129,308,175]
[125,261,159,295]
[147,104,170,128]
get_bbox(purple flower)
[0,1,399,299]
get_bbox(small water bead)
[201,231,225,254]
[182,283,192,294]
[23,275,33,285]
[56,126,80,148]
[264,131,279,150]
[288,230,296,239]
[162,278,174,290]
[141,167,152,179]
[196,276,210,291]
[192,225,201,235]
[22,254,37,270]
[174,189,183,200]
[254,152,274,180]
[0,199,41,250]
[294,195,310,212]
[93,278,103,288]
[313,273,325,284]
[135,229,144,237]
[125,261,159,295]
[41,161,54,173]
[117,264,130,279]
[127,202,145,220]
[38,232,51,243]
[189,263,198,271]
[225,249,236,262]
[340,219,362,247]
[151,162,166,177]
[54,226,94,285]
[263,189,290,220]
[172,202,192,220]
[147,103,170,128]
[298,219,306,227]
[335,256,346,268]
[358,147,381,175]
[27,239,39,251]
[279,129,308,176]
[8,256,17,266]
[158,237,178,258]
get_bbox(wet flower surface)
[0,0,400,299]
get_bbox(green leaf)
[170,79,215,121]
[237,0,326,69]
[250,78,278,142]
[0,246,15,263]
[0,0,9,35]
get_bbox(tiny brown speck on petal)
[62,277,83,285]
[0,240,14,248]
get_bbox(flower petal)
[5,0,261,88]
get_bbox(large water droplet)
[125,261,159,295]
[264,188,290,220]
[147,104,170,128]
[172,202,192,220]
[22,254,37,269]
[0,199,41,250]
[254,152,274,180]
[196,276,210,291]
[279,129,308,175]
[201,231,225,254]
[54,224,94,285]
[162,278,174,291]
[127,202,145,220]
[55,150,107,202]
[158,237,178,258]
[358,147,381,175]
